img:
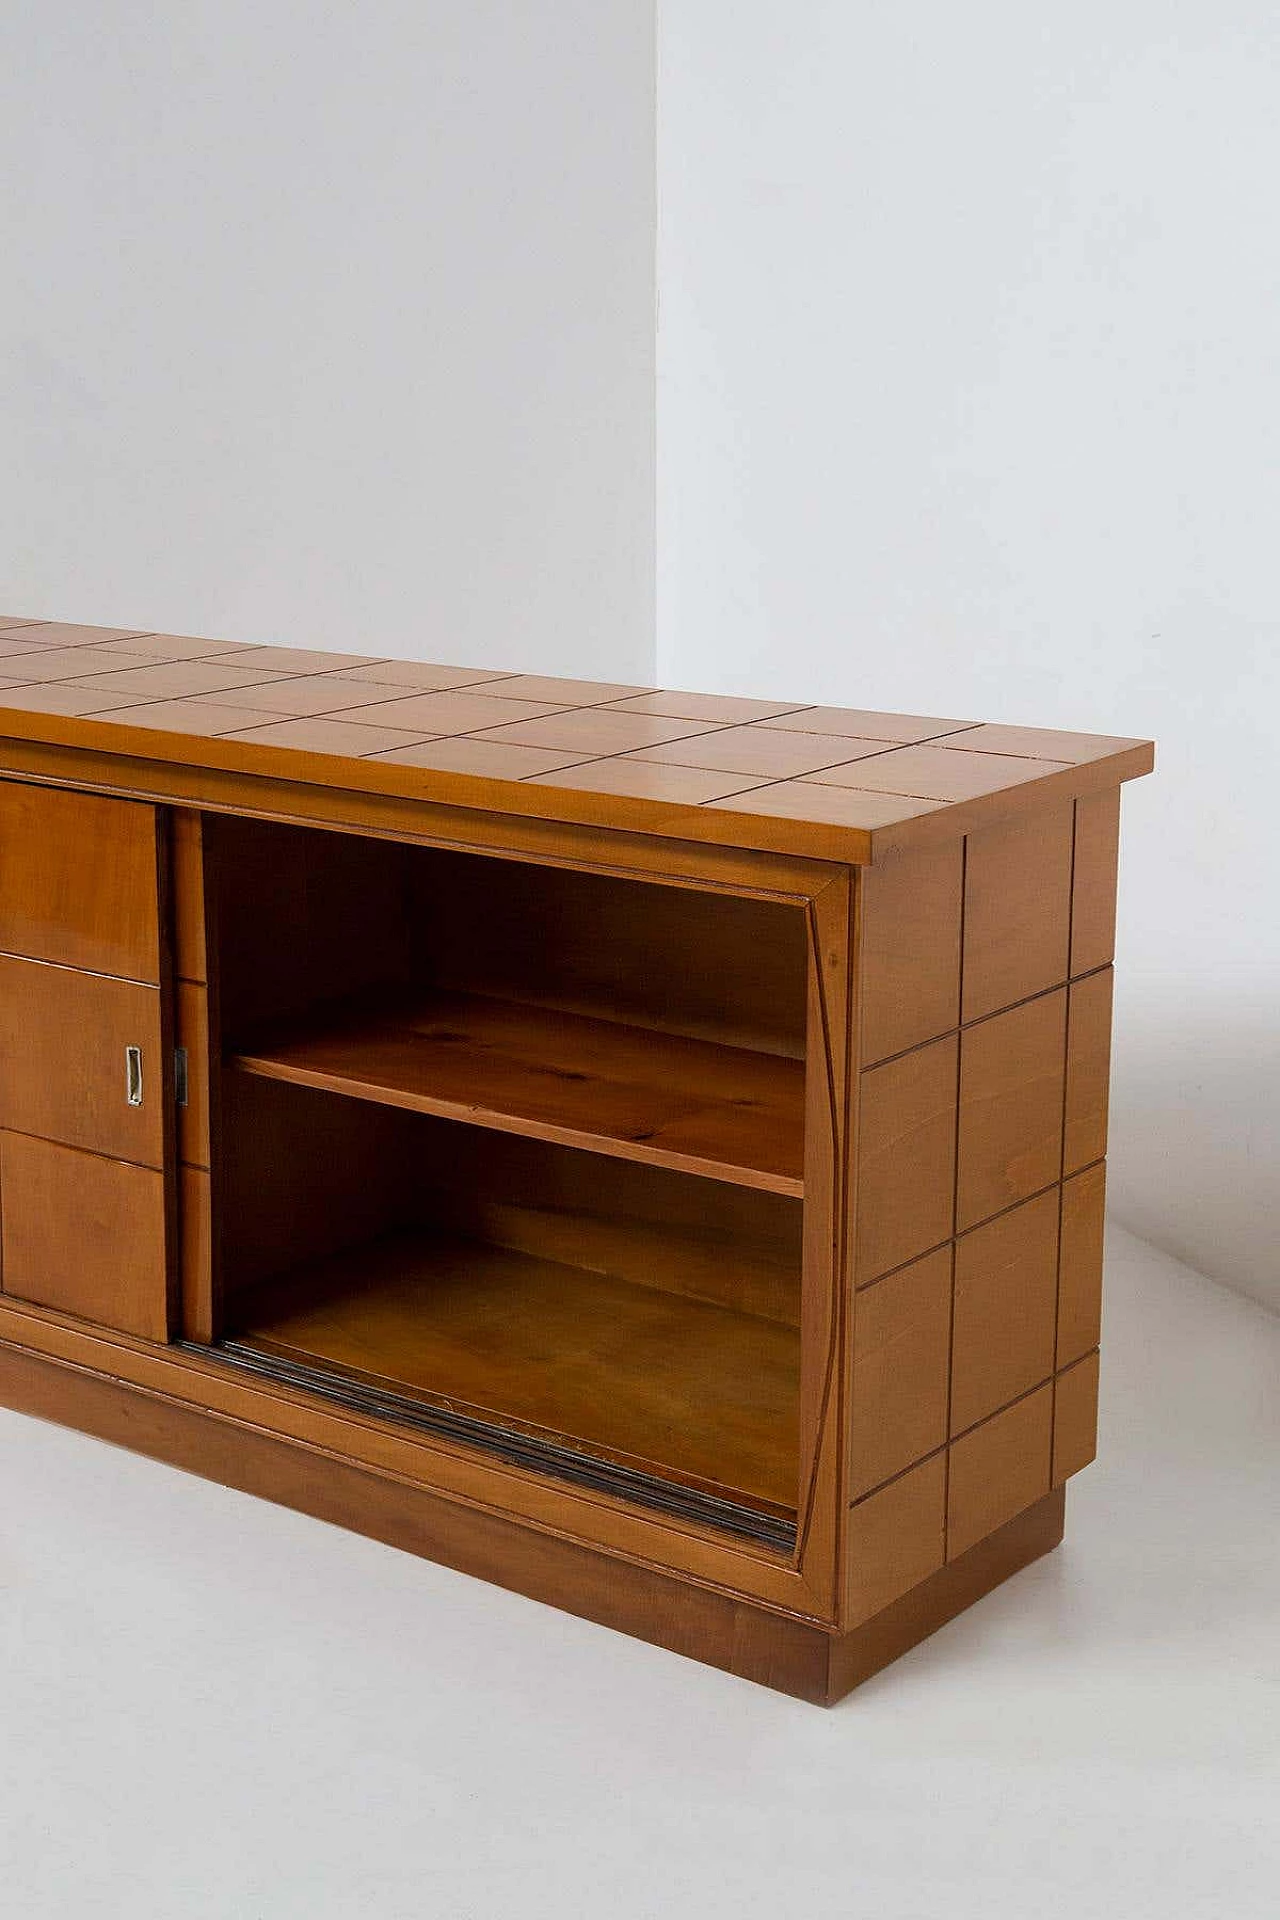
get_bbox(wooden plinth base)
[0,1338,1064,1704]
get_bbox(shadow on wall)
[1108,993,1280,1318]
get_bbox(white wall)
[0,1,655,678]
[659,3,1280,1312]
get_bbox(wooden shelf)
[220,1229,801,1533]
[230,988,805,1196]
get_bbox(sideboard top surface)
[0,617,1153,863]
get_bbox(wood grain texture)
[849,1247,951,1500]
[0,718,1149,881]
[0,1132,169,1340]
[951,1189,1058,1436]
[412,843,807,1059]
[0,780,161,982]
[217,1071,417,1306]
[846,1453,947,1626]
[1071,790,1121,976]
[0,616,1152,865]
[0,631,1145,1693]
[813,743,1071,800]
[0,955,165,1167]
[0,1222,811,1617]
[416,1124,802,1327]
[1065,968,1114,1175]
[857,839,962,1065]
[631,726,887,778]
[793,872,852,1619]
[855,1036,958,1283]
[1066,791,1113,983]
[961,803,1073,1023]
[947,1382,1053,1560]
[956,722,1138,763]
[1053,1351,1101,1486]
[180,1164,213,1344]
[826,1488,1064,1700]
[229,1230,800,1513]
[176,979,210,1169]
[207,814,414,1039]
[233,988,805,1196]
[0,1339,831,1699]
[957,991,1066,1232]
[169,808,208,983]
[0,1324,1069,1703]
[1058,1161,1106,1369]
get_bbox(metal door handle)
[125,1045,143,1107]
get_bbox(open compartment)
[202,817,809,1543]
[207,816,807,1191]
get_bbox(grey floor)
[2,1224,1277,1919]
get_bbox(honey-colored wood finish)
[0,620,1151,1700]
[0,1132,169,1340]
[0,954,166,1167]
[179,1164,213,1344]
[233,987,805,1195]
[1053,1351,1101,1486]
[1058,1161,1106,1369]
[0,1337,1067,1703]
[849,1247,951,1500]
[957,990,1066,1231]
[0,781,162,981]
[1070,791,1121,976]
[229,1231,800,1514]
[176,980,210,1169]
[846,1454,947,1624]
[0,618,1151,866]
[828,1487,1065,1700]
[950,1189,1059,1436]
[1065,968,1114,1175]
[947,1382,1053,1560]
[169,807,208,983]
[961,803,1073,1023]
[858,839,962,1065]
[854,1036,958,1283]
[414,1126,802,1326]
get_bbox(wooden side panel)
[0,954,165,1167]
[857,841,962,1066]
[0,1132,169,1340]
[1065,968,1113,1175]
[0,780,161,982]
[846,1453,947,1625]
[849,1248,950,1500]
[1058,1161,1106,1368]
[961,804,1072,1023]
[950,1190,1059,1436]
[957,990,1066,1231]
[846,790,1122,1614]
[946,1383,1053,1560]
[1071,790,1120,976]
[828,1490,1064,1702]
[1053,1351,1100,1486]
[854,1036,957,1283]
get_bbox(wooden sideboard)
[0,614,1153,1702]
